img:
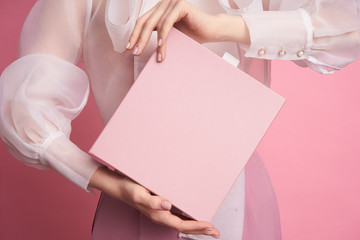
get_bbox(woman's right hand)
[89,166,220,238]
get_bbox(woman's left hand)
[126,0,250,61]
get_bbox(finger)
[176,220,219,236]
[157,0,188,47]
[131,1,172,55]
[156,0,178,46]
[159,213,220,237]
[157,41,167,62]
[179,229,221,239]
[156,1,186,61]
[138,191,173,211]
[137,206,220,238]
[127,3,159,51]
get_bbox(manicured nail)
[157,52,162,62]
[126,41,131,49]
[205,227,213,231]
[161,201,171,210]
[133,46,139,55]
[158,38,163,46]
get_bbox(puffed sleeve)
[0,0,102,192]
[221,0,360,74]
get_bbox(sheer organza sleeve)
[221,0,360,74]
[0,0,101,192]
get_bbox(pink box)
[89,28,285,221]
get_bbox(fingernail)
[157,52,162,62]
[161,201,171,210]
[133,46,139,55]
[158,38,163,46]
[205,227,213,231]
[126,41,131,49]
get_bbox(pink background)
[1,1,359,239]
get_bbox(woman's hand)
[120,175,220,237]
[89,166,220,238]
[126,0,250,61]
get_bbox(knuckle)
[143,21,155,31]
[158,21,168,32]
[157,19,165,30]
[160,27,168,38]
[157,27,165,37]
[132,192,142,204]
[175,0,184,7]
[135,17,144,25]
[136,38,146,49]
[137,32,148,43]
[149,199,158,209]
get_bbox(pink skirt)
[91,151,281,240]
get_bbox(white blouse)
[0,0,359,206]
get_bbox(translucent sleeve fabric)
[220,0,360,74]
[0,0,102,192]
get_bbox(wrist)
[89,166,125,199]
[213,13,250,45]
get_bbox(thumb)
[146,194,172,211]
[160,199,172,210]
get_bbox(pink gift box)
[89,28,285,221]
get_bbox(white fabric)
[230,0,360,74]
[105,0,360,74]
[0,53,101,192]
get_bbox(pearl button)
[279,50,286,57]
[258,48,266,56]
[297,50,305,57]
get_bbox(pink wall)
[260,59,360,239]
[259,60,360,239]
[1,1,359,239]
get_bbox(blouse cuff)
[241,8,313,60]
[40,132,102,193]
